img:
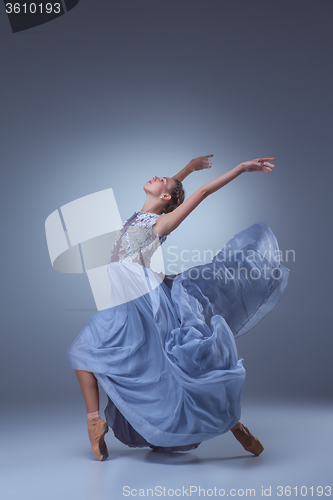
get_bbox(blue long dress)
[68,210,290,452]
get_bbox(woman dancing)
[68,155,290,461]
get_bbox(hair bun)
[163,178,185,214]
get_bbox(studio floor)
[1,397,332,500]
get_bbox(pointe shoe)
[87,417,109,461]
[230,421,264,456]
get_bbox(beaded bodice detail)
[109,211,167,266]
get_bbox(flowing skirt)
[68,222,290,450]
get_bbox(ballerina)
[68,155,290,461]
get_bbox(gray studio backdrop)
[1,0,332,405]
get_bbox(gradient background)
[1,0,332,496]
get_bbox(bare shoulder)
[152,187,207,237]
[152,218,170,237]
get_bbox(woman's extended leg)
[74,369,109,461]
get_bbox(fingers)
[257,158,276,172]
[203,158,212,168]
[259,161,275,168]
[257,157,276,163]
[201,154,213,162]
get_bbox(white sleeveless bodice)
[109,211,167,267]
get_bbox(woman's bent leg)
[74,369,99,413]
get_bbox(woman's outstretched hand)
[188,155,213,172]
[241,158,276,173]
[173,155,213,183]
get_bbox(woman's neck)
[140,203,163,215]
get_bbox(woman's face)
[144,176,175,198]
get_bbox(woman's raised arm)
[173,155,213,182]
[153,158,276,237]
[201,157,276,196]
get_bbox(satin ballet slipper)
[230,421,264,456]
[87,417,109,461]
